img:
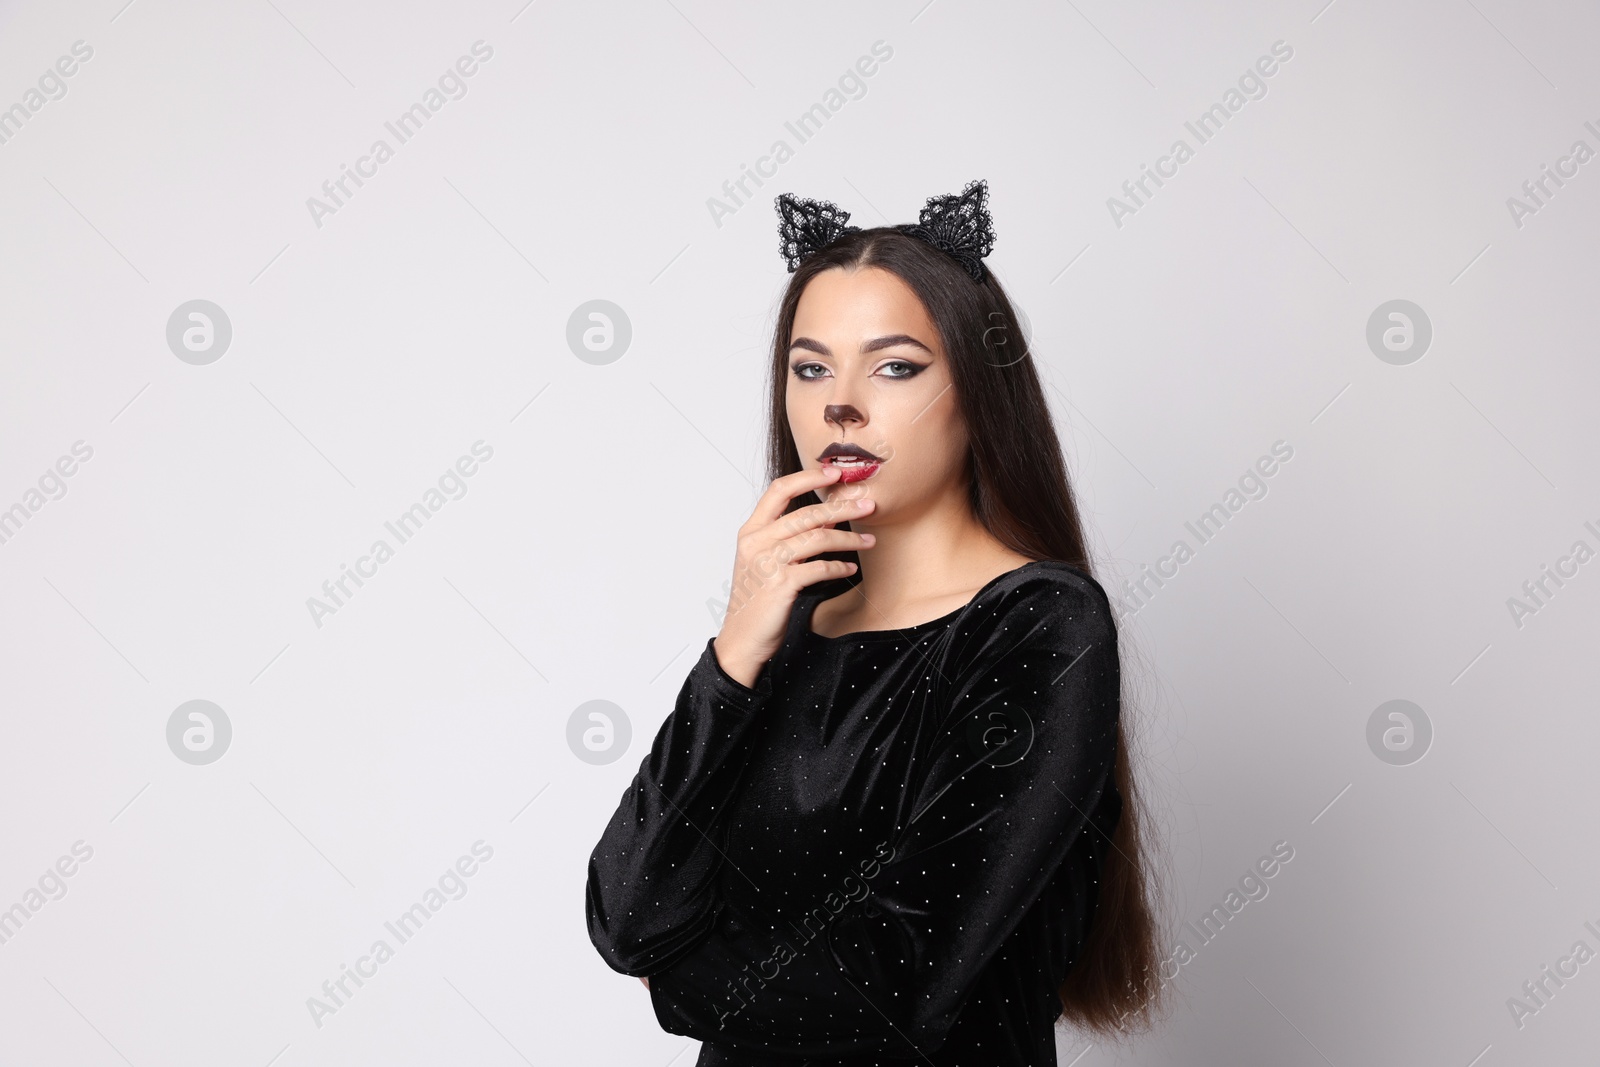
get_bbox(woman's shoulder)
[791,559,1116,646]
[933,561,1121,719]
[977,559,1116,626]
[937,560,1119,673]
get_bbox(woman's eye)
[791,361,924,380]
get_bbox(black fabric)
[773,178,997,282]
[586,560,1123,1065]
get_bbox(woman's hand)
[713,465,876,688]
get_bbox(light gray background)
[1,0,1596,1063]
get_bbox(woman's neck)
[836,513,1034,624]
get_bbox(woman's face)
[786,265,968,516]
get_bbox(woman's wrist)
[712,637,762,690]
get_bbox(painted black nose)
[824,404,863,428]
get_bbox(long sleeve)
[644,576,1122,1058]
[586,635,775,975]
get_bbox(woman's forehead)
[792,268,938,349]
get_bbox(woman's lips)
[823,457,880,483]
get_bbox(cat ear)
[900,179,996,282]
[775,193,861,272]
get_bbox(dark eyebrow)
[787,334,934,358]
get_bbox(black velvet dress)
[586,559,1123,1066]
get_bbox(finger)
[773,525,875,565]
[771,492,875,542]
[791,558,860,587]
[745,464,842,530]
[741,533,867,585]
[725,528,869,611]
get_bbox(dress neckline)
[800,560,1048,644]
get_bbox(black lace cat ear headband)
[774,178,997,283]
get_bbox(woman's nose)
[824,403,865,430]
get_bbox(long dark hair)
[763,227,1167,1037]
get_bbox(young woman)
[586,180,1163,1065]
